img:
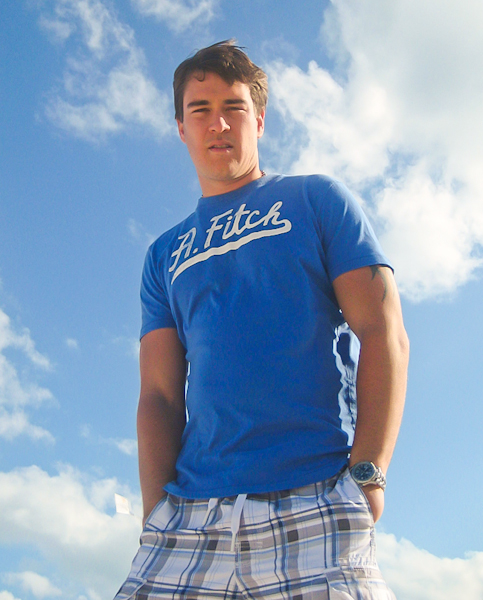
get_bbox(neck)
[200,167,266,198]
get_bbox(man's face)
[177,72,265,197]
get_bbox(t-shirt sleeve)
[307,177,392,282]
[140,243,177,339]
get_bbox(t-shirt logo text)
[169,201,292,283]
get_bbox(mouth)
[208,142,233,151]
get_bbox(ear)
[256,109,265,139]
[177,119,186,143]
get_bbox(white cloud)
[38,13,73,43]
[131,0,218,33]
[0,308,55,442]
[79,424,137,457]
[4,571,61,599]
[130,338,141,360]
[378,533,483,600]
[0,310,52,371]
[65,338,79,350]
[0,592,21,600]
[86,432,138,457]
[0,465,140,600]
[1,465,483,600]
[374,162,481,299]
[267,0,483,300]
[109,437,138,456]
[0,408,54,443]
[111,333,140,360]
[38,0,172,141]
[128,218,156,249]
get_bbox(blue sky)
[1,1,483,599]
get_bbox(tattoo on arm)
[370,266,388,302]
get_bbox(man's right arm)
[137,328,187,526]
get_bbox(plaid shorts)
[114,468,396,599]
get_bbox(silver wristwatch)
[350,461,386,491]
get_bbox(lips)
[208,140,233,150]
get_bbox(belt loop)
[230,494,247,552]
[202,497,218,527]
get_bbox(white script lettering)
[169,201,292,283]
[169,227,197,273]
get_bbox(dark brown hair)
[173,40,268,121]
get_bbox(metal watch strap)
[350,461,387,491]
[370,465,387,490]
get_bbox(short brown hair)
[173,40,268,122]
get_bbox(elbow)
[389,325,410,378]
[358,321,410,369]
[398,326,410,362]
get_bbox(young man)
[115,41,409,599]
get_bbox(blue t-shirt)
[141,174,391,498]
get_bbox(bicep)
[332,266,405,340]
[139,328,187,406]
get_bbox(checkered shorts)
[114,468,396,599]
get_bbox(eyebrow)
[186,98,248,109]
[224,99,247,106]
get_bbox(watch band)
[350,461,387,491]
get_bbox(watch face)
[352,462,375,482]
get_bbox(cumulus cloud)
[0,308,54,442]
[0,409,54,443]
[266,0,483,300]
[2,466,483,600]
[4,571,61,599]
[38,0,172,141]
[131,0,218,33]
[0,465,140,600]
[0,311,52,371]
[0,592,21,600]
[378,533,483,600]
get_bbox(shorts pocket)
[143,493,171,531]
[344,469,375,522]
[327,566,396,600]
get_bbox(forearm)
[332,265,408,521]
[137,392,186,524]
[349,328,409,473]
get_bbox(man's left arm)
[333,265,410,522]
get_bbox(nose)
[209,113,230,133]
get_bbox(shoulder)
[266,173,352,200]
[265,174,362,223]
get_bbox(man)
[115,40,409,599]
